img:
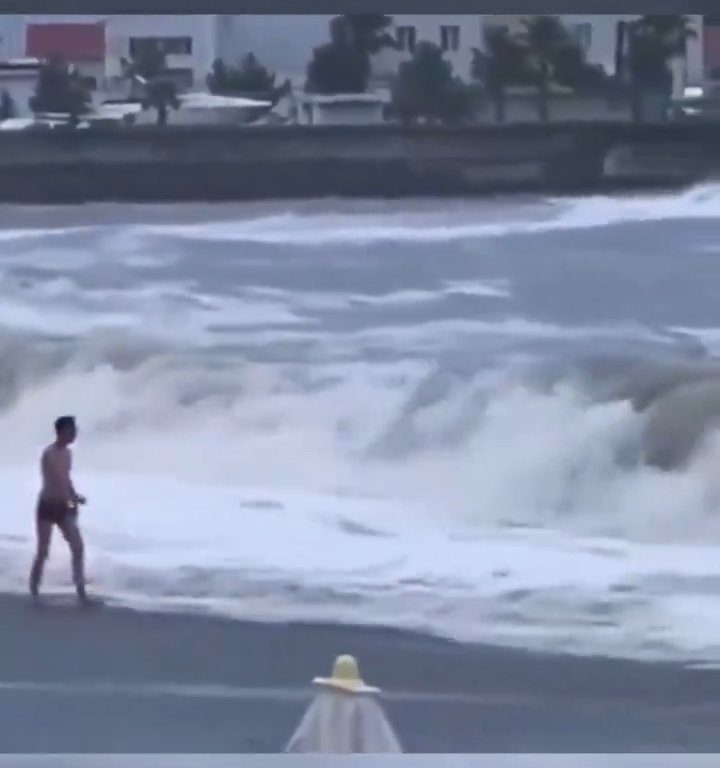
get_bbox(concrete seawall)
[0,122,718,202]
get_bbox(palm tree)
[144,78,180,127]
[207,53,277,95]
[638,14,696,57]
[392,41,472,124]
[306,38,369,94]
[0,90,16,121]
[30,57,91,126]
[342,14,396,55]
[519,16,573,121]
[122,41,179,126]
[552,39,608,93]
[306,14,396,95]
[627,15,696,121]
[471,26,528,123]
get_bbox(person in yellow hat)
[285,654,402,753]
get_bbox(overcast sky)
[3,0,712,15]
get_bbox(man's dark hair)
[54,415,76,434]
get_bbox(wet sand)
[1,593,720,752]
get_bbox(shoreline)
[0,122,713,203]
[2,593,720,752]
[0,170,690,205]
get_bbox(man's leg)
[29,518,53,598]
[58,515,87,602]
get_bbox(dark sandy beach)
[2,759,720,768]
[0,594,720,753]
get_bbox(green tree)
[471,26,529,123]
[207,53,277,95]
[0,90,16,121]
[342,14,396,54]
[305,44,367,93]
[305,14,395,94]
[552,40,608,92]
[128,40,167,81]
[123,41,179,126]
[144,78,180,127]
[519,16,574,121]
[30,57,91,125]
[392,41,473,124]
[639,14,696,57]
[627,15,696,121]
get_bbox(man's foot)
[76,583,102,608]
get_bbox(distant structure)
[26,21,105,90]
[0,13,714,127]
[377,14,705,84]
[0,15,242,96]
[103,15,239,95]
[0,15,24,60]
[0,58,41,118]
[222,14,331,88]
[371,15,482,85]
[704,16,720,80]
[298,93,388,126]
[0,14,711,88]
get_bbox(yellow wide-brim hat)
[313,654,380,695]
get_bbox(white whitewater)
[0,187,720,663]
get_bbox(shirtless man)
[29,415,89,603]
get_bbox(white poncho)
[285,689,402,753]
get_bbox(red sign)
[704,25,720,79]
[26,23,105,63]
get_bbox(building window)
[166,67,194,89]
[163,37,193,55]
[572,22,592,52]
[440,25,460,53]
[396,26,416,53]
[129,36,193,58]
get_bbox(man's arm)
[44,448,83,505]
[66,451,86,506]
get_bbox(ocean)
[2,188,720,667]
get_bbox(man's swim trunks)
[36,498,76,525]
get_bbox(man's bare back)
[40,443,74,504]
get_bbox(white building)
[566,14,704,89]
[0,14,332,93]
[104,15,239,92]
[229,14,706,91]
[226,15,331,87]
[0,15,243,94]
[0,14,706,104]
[370,14,705,86]
[0,59,41,117]
[481,15,704,84]
[0,16,24,60]
[298,92,387,125]
[372,15,482,83]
